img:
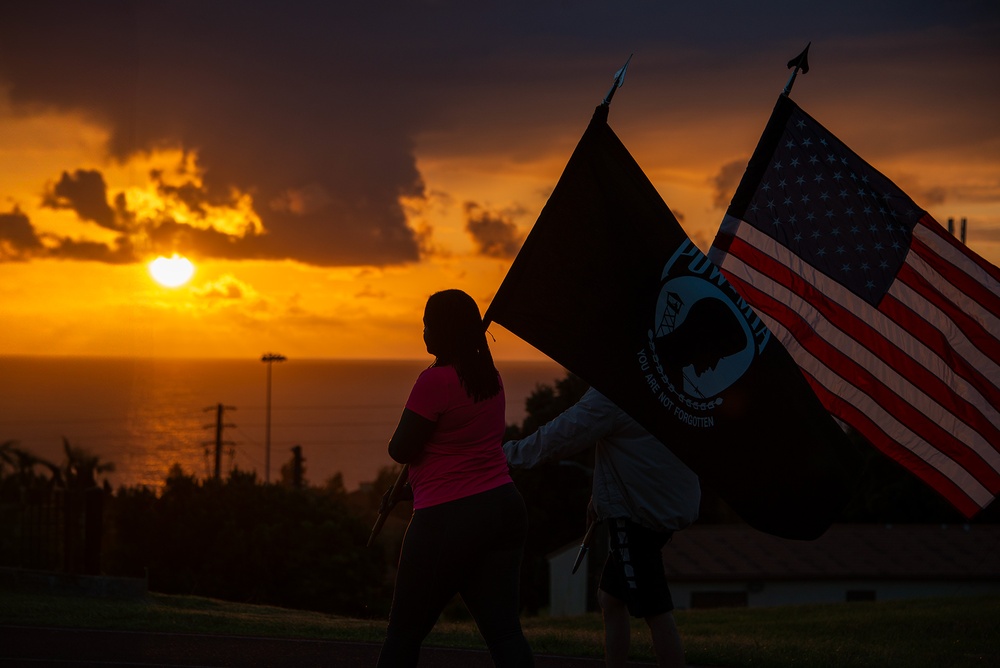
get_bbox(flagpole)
[571,519,597,574]
[782,42,811,97]
[366,464,409,547]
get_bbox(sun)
[148,254,195,287]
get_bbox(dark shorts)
[599,518,674,618]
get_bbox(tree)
[279,445,307,489]
[0,441,60,494]
[103,463,390,616]
[60,438,114,490]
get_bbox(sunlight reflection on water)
[1,357,564,491]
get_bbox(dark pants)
[377,483,534,667]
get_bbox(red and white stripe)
[709,213,1000,517]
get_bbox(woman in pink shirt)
[376,289,534,667]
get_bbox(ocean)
[0,356,565,491]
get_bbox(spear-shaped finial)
[782,42,811,97]
[602,53,633,106]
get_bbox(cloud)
[952,181,1000,204]
[0,2,429,267]
[0,208,43,260]
[0,206,135,263]
[42,169,118,230]
[269,184,334,216]
[711,160,749,210]
[44,235,135,263]
[193,275,250,301]
[1,1,997,270]
[464,202,524,259]
[689,229,713,253]
[16,163,265,263]
[355,284,387,300]
[969,223,1000,243]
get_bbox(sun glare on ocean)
[148,254,195,287]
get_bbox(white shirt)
[504,388,701,532]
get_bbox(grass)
[2,588,999,667]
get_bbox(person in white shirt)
[504,387,700,668]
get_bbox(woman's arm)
[387,408,437,463]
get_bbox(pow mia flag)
[485,104,860,540]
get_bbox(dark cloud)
[145,219,257,260]
[0,208,43,260]
[0,2,434,267]
[151,170,211,217]
[0,205,136,263]
[43,170,118,230]
[464,202,524,259]
[43,235,136,264]
[1,1,998,267]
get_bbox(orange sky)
[1,2,998,362]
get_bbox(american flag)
[709,95,1000,518]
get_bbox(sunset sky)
[2,1,998,362]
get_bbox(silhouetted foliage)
[0,440,112,573]
[103,464,391,616]
[0,440,61,497]
[6,396,998,619]
[60,437,114,490]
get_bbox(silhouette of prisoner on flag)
[709,94,1000,518]
[485,103,860,540]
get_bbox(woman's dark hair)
[424,289,500,402]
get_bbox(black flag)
[486,104,860,540]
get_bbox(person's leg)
[645,611,685,668]
[600,519,681,668]
[598,518,639,667]
[459,484,534,667]
[598,588,631,668]
[377,509,466,668]
[461,545,534,667]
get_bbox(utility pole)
[948,217,969,245]
[290,445,304,489]
[261,352,286,484]
[203,403,237,480]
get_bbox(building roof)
[663,524,1000,582]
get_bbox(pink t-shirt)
[403,365,512,509]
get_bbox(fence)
[0,486,104,575]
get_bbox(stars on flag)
[740,108,922,306]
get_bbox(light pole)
[261,352,286,483]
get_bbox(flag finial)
[602,53,633,106]
[782,42,811,97]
